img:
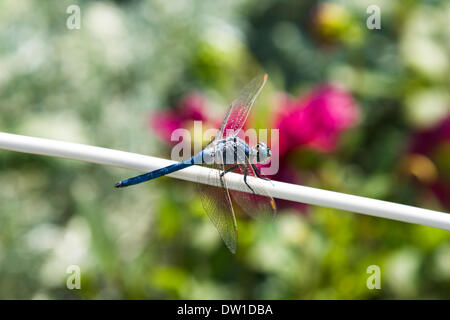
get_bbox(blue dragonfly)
[115,74,276,253]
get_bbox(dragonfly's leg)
[238,161,256,194]
[243,172,256,194]
[220,165,239,178]
[251,164,271,181]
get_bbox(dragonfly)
[115,74,276,253]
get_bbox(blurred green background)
[0,0,449,299]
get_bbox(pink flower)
[275,84,360,157]
[150,93,210,143]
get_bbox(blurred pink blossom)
[268,84,360,211]
[275,84,360,157]
[150,93,210,143]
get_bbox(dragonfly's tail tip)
[114,181,123,188]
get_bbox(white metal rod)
[0,131,449,230]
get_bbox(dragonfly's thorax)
[201,137,270,165]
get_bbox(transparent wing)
[224,145,277,220]
[196,149,238,253]
[216,74,268,140]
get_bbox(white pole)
[0,131,449,230]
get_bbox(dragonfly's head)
[256,142,271,163]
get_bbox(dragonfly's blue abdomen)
[115,138,257,188]
[115,157,196,188]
